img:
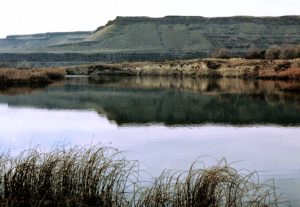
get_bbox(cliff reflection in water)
[0,76,299,126]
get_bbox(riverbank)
[66,58,300,80]
[0,59,299,87]
[0,68,66,86]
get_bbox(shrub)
[274,61,291,71]
[206,61,221,69]
[246,49,266,59]
[280,47,298,59]
[211,48,231,59]
[296,45,300,58]
[265,45,282,60]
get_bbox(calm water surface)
[0,76,300,205]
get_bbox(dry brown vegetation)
[0,145,281,207]
[67,58,300,80]
[247,45,300,60]
[0,68,66,86]
[259,67,300,80]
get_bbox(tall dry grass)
[0,146,139,207]
[136,159,279,207]
[0,68,65,85]
[0,146,281,207]
[259,68,300,80]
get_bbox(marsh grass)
[136,159,279,207]
[0,68,65,86]
[0,146,280,207]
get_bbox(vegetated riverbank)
[1,58,299,88]
[0,145,279,207]
[66,58,300,80]
[0,68,66,86]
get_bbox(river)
[0,76,299,205]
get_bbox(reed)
[136,159,279,207]
[0,146,280,207]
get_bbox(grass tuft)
[136,159,280,207]
[0,146,281,207]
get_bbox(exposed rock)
[0,16,299,57]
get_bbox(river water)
[0,76,299,205]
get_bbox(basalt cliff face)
[0,16,300,63]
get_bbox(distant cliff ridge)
[0,16,300,63]
[108,15,300,25]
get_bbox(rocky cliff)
[0,16,300,62]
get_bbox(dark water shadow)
[0,76,299,126]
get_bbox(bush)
[296,45,300,58]
[246,49,266,59]
[211,48,231,59]
[280,47,298,59]
[265,45,282,60]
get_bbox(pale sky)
[0,0,299,38]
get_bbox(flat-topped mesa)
[106,15,300,26]
[0,15,300,63]
[5,31,92,40]
[105,16,207,25]
[90,15,300,55]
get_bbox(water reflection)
[0,76,299,126]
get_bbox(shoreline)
[66,58,300,80]
[0,58,299,87]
